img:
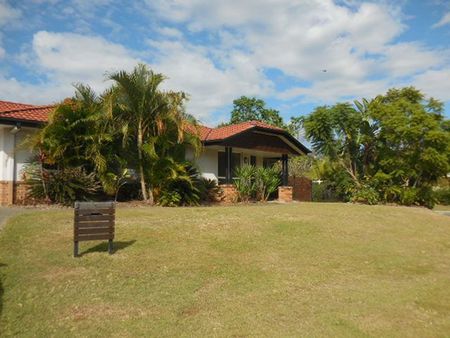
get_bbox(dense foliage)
[234,165,281,202]
[225,96,286,128]
[29,64,203,206]
[25,164,101,206]
[298,87,450,208]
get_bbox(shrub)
[434,187,450,205]
[254,166,281,201]
[159,190,182,207]
[24,164,101,206]
[395,186,436,209]
[351,186,379,205]
[415,187,436,209]
[234,165,256,202]
[158,164,201,206]
[234,165,281,202]
[312,181,340,202]
[196,178,223,203]
[399,187,419,206]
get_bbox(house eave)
[0,118,44,128]
[202,125,310,155]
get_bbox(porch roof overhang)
[203,125,310,156]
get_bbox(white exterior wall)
[186,147,220,182]
[189,145,290,183]
[0,125,37,182]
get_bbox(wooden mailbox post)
[74,201,115,257]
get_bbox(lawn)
[0,203,449,337]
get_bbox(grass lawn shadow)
[0,263,6,319]
[78,240,136,257]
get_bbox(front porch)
[191,122,310,202]
[198,146,292,202]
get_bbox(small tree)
[228,96,285,128]
[234,165,256,202]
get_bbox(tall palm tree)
[107,64,199,204]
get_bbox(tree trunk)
[148,186,154,205]
[137,121,148,202]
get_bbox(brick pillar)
[219,184,237,203]
[0,181,14,205]
[278,186,293,203]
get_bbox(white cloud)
[32,31,139,90]
[2,1,450,120]
[144,0,413,103]
[433,12,450,28]
[381,42,446,77]
[156,27,183,39]
[0,31,139,104]
[278,77,389,103]
[0,0,21,27]
[0,76,72,104]
[146,39,272,121]
[413,68,450,101]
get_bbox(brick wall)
[288,176,312,201]
[278,186,293,202]
[0,181,12,205]
[0,181,33,205]
[14,181,32,205]
[219,184,238,203]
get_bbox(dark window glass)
[250,155,256,166]
[218,151,226,178]
[263,157,279,168]
[218,151,241,181]
[231,153,241,177]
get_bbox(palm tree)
[107,64,199,204]
[32,84,112,170]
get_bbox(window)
[263,157,279,168]
[250,155,256,166]
[218,152,227,179]
[231,153,241,176]
[218,151,241,183]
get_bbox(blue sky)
[1,0,450,125]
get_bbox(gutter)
[9,123,21,205]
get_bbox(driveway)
[434,210,450,217]
[0,207,27,230]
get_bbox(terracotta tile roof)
[0,100,55,124]
[0,100,35,113]
[199,120,284,141]
[191,120,310,154]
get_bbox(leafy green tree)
[228,96,285,128]
[370,87,449,188]
[301,103,370,185]
[298,86,450,207]
[30,64,202,205]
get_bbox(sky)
[0,0,450,126]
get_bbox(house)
[0,99,310,205]
[0,100,54,205]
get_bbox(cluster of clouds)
[1,0,450,122]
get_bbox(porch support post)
[281,154,288,186]
[225,146,232,184]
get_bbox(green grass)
[434,204,450,211]
[1,203,449,337]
